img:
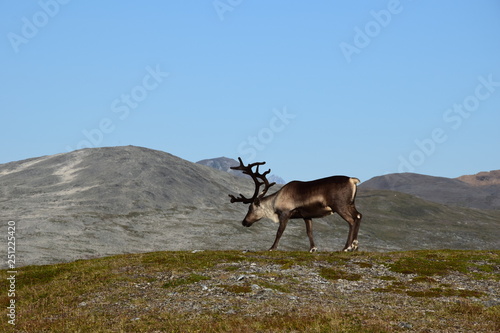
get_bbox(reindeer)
[229,158,362,252]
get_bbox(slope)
[361,172,500,210]
[2,250,498,332]
[1,146,499,268]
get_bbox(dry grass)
[1,250,498,332]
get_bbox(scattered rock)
[399,322,413,329]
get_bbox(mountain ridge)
[360,172,500,210]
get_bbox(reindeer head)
[228,157,276,227]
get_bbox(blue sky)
[1,0,499,183]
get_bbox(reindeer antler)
[228,157,276,204]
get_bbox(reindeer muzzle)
[242,220,252,227]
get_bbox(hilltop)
[457,169,500,186]
[1,250,498,332]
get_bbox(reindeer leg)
[269,214,290,251]
[337,206,358,252]
[351,209,362,251]
[304,218,317,252]
[344,224,355,252]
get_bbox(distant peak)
[457,169,500,186]
[196,157,286,184]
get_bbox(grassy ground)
[1,250,499,332]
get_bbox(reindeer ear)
[254,197,261,206]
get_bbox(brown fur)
[240,176,362,252]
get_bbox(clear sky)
[1,0,500,183]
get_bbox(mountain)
[196,157,243,178]
[360,172,500,210]
[197,157,286,184]
[1,146,499,267]
[1,146,250,214]
[0,146,254,266]
[457,169,500,186]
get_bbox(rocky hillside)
[1,146,499,267]
[0,146,250,214]
[457,169,500,186]
[361,172,500,210]
[0,146,252,266]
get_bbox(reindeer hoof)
[309,247,318,253]
[343,240,359,252]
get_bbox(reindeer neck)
[259,191,280,222]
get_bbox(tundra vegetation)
[1,250,498,332]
